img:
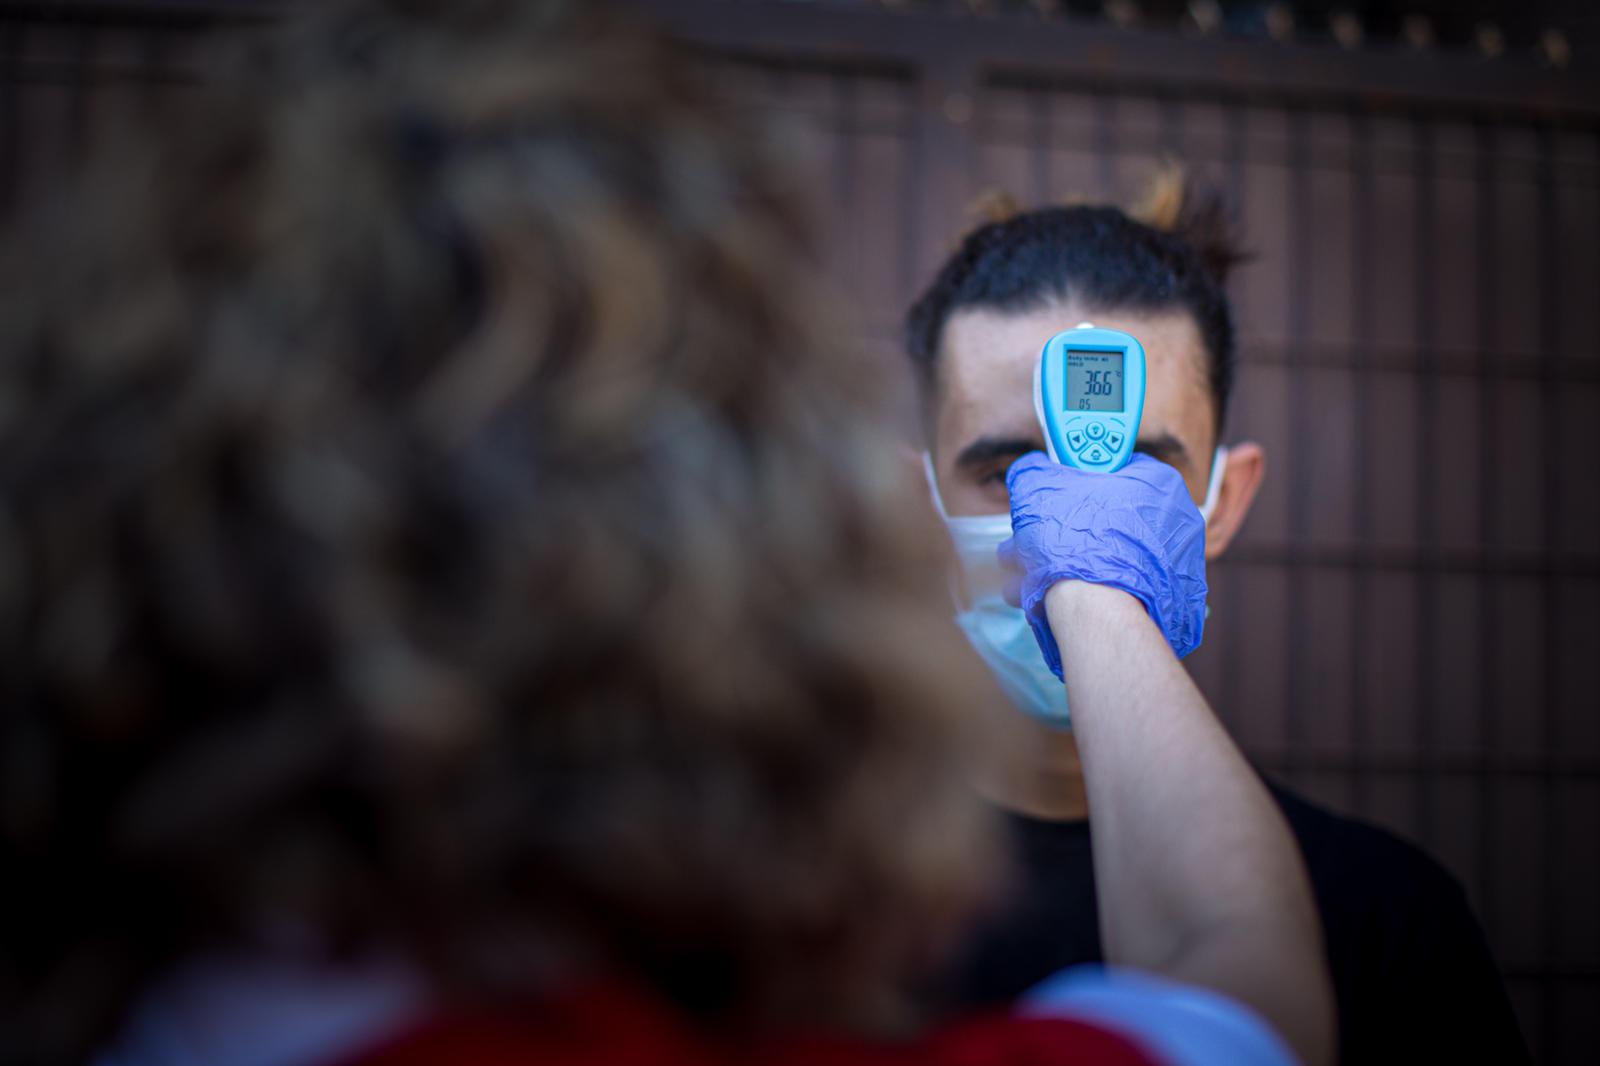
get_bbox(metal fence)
[666,8,1600,1060]
[2,1,1596,1062]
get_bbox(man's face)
[932,302,1219,519]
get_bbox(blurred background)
[1,0,1595,1061]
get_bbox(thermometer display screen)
[1066,350,1124,412]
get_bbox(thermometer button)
[1085,422,1107,441]
[1105,430,1124,451]
[1081,444,1111,465]
[1067,430,1088,451]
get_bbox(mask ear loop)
[1199,445,1229,525]
[925,451,1018,611]
[922,451,953,521]
[918,452,967,607]
[1198,445,1229,623]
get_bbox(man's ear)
[1204,441,1265,560]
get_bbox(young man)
[908,188,1530,1064]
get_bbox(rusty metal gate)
[3,1,1597,1062]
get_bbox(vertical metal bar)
[1159,90,1181,159]
[1413,115,1438,851]
[0,20,20,219]
[1349,105,1375,816]
[1225,99,1248,226]
[1094,91,1116,200]
[1473,116,1499,960]
[909,56,977,289]
[1029,85,1049,206]
[138,25,167,120]
[65,19,92,166]
[1535,119,1565,1063]
[765,58,793,133]
[1591,153,1600,1066]
[1286,106,1311,788]
[1220,97,1248,737]
[898,74,919,313]
[907,60,932,292]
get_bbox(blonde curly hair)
[0,2,1001,1059]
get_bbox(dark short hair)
[905,178,1246,438]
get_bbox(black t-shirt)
[945,781,1531,1065]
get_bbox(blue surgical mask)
[923,448,1226,732]
[956,590,1076,730]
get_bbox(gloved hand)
[999,451,1208,679]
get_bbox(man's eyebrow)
[1134,433,1191,467]
[953,435,1040,469]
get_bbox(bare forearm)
[1046,581,1333,1066]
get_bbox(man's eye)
[977,466,1009,488]
[1132,447,1187,478]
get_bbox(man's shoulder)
[1260,779,1531,1064]
[1263,778,1466,908]
[1264,777,1417,855]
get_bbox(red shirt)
[344,983,1159,1066]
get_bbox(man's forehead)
[940,309,1043,397]
[935,304,1215,462]
[936,309,1048,449]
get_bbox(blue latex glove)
[998,451,1208,680]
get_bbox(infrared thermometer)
[1033,323,1146,471]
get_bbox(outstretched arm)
[1001,451,1332,1066]
[1046,581,1332,1066]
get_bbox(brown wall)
[2,1,1596,1062]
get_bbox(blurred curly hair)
[0,2,1001,1059]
